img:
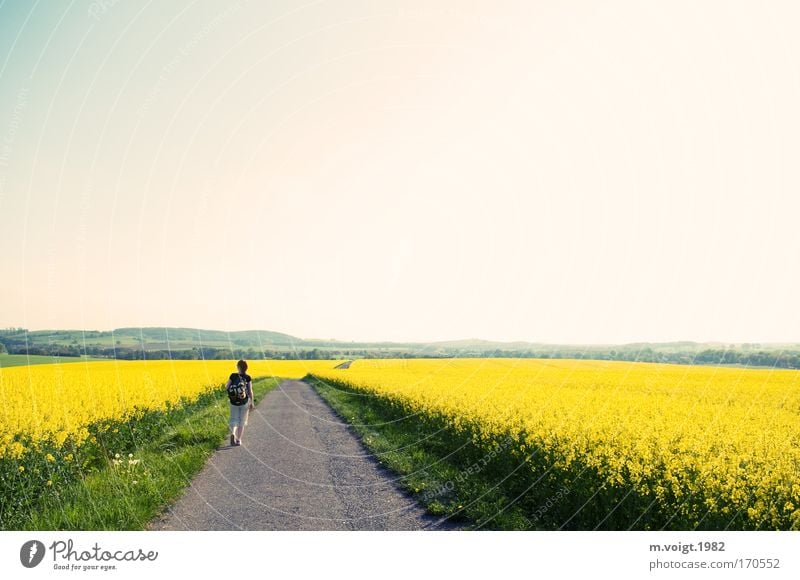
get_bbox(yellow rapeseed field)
[0,359,340,459]
[311,358,800,529]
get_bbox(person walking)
[226,359,254,446]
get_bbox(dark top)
[229,372,252,385]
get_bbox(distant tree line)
[0,342,345,361]
[462,347,800,370]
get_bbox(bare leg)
[237,408,250,444]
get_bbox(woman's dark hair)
[237,359,248,371]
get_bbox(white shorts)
[229,401,250,428]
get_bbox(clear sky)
[0,0,798,344]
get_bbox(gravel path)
[149,379,458,530]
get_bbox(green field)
[0,354,102,368]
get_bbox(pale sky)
[0,0,798,344]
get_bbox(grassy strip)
[307,375,543,530]
[15,377,279,530]
[0,354,104,368]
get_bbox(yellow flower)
[7,442,26,459]
[310,358,800,529]
[0,360,340,462]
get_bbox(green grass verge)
[307,375,538,530]
[13,377,279,530]
[0,354,104,368]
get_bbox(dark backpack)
[227,374,248,405]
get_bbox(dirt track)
[149,379,458,530]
